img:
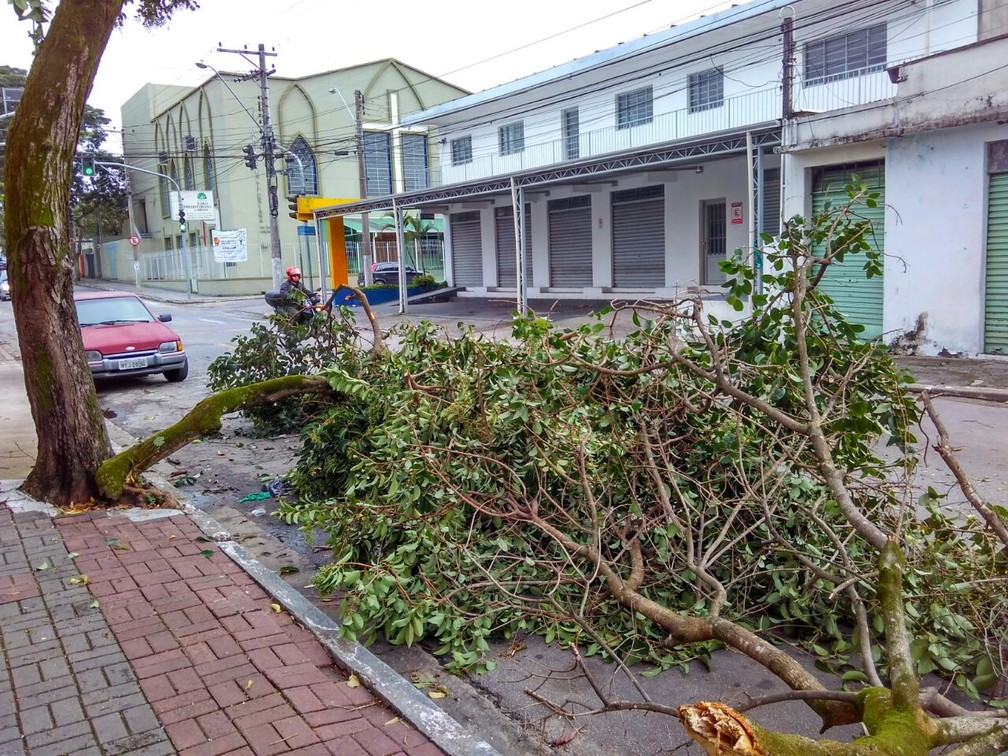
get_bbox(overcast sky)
[3,0,734,149]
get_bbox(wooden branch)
[877,540,919,711]
[338,284,386,356]
[921,392,1008,550]
[788,262,889,551]
[95,375,336,500]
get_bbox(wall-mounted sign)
[211,228,248,263]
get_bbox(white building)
[313,0,1008,356]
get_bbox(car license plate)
[118,357,148,370]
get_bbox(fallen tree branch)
[96,375,336,500]
[920,392,1008,550]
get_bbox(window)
[401,133,429,190]
[183,158,195,190]
[363,131,392,197]
[804,24,887,85]
[286,136,318,195]
[617,86,653,130]
[689,69,724,112]
[451,135,472,166]
[499,121,524,156]
[202,145,216,192]
[159,170,170,218]
[562,108,579,160]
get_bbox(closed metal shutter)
[450,211,483,287]
[985,172,1008,354]
[612,186,665,288]
[812,162,885,340]
[761,168,781,236]
[495,205,532,289]
[548,196,592,287]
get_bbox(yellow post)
[296,198,358,288]
[327,217,348,287]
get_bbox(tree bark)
[4,0,126,506]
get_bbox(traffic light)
[82,155,96,177]
[178,208,187,233]
[287,194,301,220]
[242,145,257,170]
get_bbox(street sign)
[169,190,216,222]
[128,235,140,247]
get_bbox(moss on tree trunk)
[96,375,336,500]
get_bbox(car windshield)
[76,297,155,326]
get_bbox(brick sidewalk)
[1,504,441,755]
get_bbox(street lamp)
[195,62,260,129]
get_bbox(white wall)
[885,123,1004,354]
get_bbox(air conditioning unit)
[157,151,169,165]
[184,135,197,152]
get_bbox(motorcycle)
[264,288,324,325]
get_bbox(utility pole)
[781,16,794,120]
[125,171,142,292]
[218,44,281,288]
[355,90,374,286]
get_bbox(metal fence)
[139,245,259,282]
[345,237,445,281]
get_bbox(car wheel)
[164,359,189,383]
[373,278,386,286]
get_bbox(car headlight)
[84,350,102,363]
[158,340,183,353]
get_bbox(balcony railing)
[791,70,896,115]
[439,86,781,186]
[433,74,896,187]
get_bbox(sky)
[2,0,736,150]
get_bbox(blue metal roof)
[401,0,791,125]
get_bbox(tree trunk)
[3,0,126,507]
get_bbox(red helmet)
[286,266,301,280]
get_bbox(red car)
[74,291,189,382]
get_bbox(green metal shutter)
[450,212,483,287]
[761,168,781,236]
[548,196,593,287]
[985,172,1008,354]
[811,162,885,340]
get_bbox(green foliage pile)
[209,186,1007,701]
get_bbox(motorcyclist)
[279,266,320,306]
[277,266,321,323]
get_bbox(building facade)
[313,0,1008,356]
[115,59,467,295]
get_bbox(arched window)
[168,161,180,216]
[159,170,170,218]
[203,145,216,192]
[184,157,195,190]
[286,136,317,195]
